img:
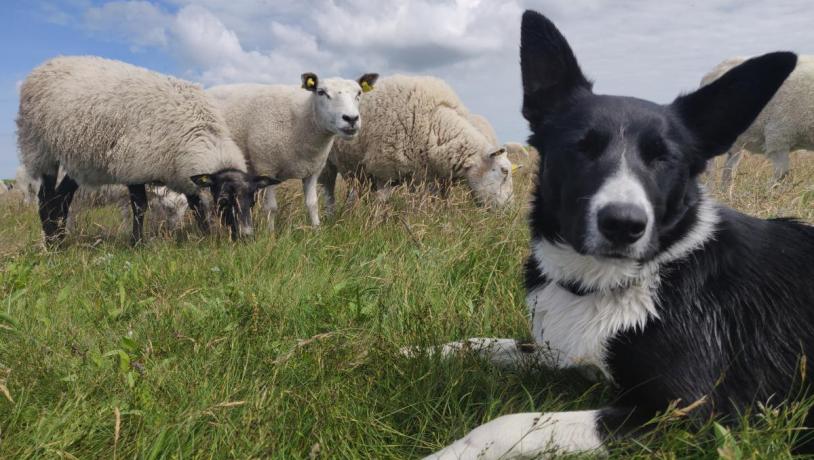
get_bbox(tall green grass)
[0,151,812,459]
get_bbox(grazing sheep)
[208,72,379,229]
[15,164,188,232]
[320,75,514,210]
[701,55,813,186]
[17,56,276,245]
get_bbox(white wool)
[17,56,246,196]
[207,82,340,181]
[467,113,499,145]
[327,75,514,207]
[207,76,368,227]
[701,55,814,183]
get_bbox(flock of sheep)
[9,53,811,246]
[13,56,528,245]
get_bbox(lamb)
[320,75,514,210]
[15,164,188,233]
[700,55,814,186]
[16,56,276,245]
[207,72,379,229]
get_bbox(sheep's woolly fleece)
[467,113,499,146]
[330,75,497,182]
[701,55,814,155]
[17,56,246,195]
[209,81,345,181]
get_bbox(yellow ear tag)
[306,77,315,89]
[361,81,373,93]
[512,164,520,172]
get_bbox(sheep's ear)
[489,147,507,159]
[671,51,796,159]
[253,176,280,189]
[301,73,318,92]
[358,73,379,92]
[520,10,592,127]
[190,174,213,188]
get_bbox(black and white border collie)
[423,10,814,460]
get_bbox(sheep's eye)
[500,167,509,175]
[317,89,329,98]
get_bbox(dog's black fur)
[521,9,814,450]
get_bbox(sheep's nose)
[597,203,648,246]
[342,114,359,126]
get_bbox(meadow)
[0,151,812,459]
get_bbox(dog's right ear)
[672,52,796,159]
[520,10,592,127]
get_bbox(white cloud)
[42,0,814,145]
[83,1,173,49]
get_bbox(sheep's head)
[191,170,278,240]
[302,72,379,139]
[465,147,514,208]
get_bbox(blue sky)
[2,0,813,179]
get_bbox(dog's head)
[521,10,795,262]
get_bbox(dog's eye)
[640,134,669,163]
[577,130,608,160]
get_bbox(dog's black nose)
[597,203,648,245]
[342,114,359,126]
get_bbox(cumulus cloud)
[83,1,173,49]
[41,0,814,143]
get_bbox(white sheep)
[207,72,379,230]
[320,75,514,210]
[17,56,276,244]
[701,55,813,186]
[15,164,188,233]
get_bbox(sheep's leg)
[38,174,61,245]
[303,174,321,227]
[767,148,791,183]
[720,149,742,190]
[186,192,210,234]
[319,162,338,217]
[128,184,148,245]
[263,186,278,231]
[55,175,78,234]
[374,178,394,202]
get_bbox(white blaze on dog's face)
[301,72,378,140]
[467,147,514,208]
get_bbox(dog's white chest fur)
[527,281,657,378]
[527,238,662,378]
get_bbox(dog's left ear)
[520,10,592,127]
[672,52,796,159]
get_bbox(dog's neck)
[533,190,720,296]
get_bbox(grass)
[0,150,812,459]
